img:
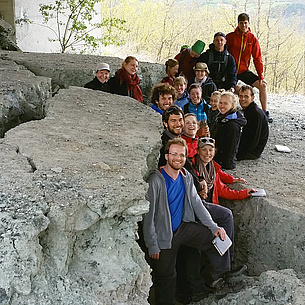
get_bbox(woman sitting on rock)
[192,137,255,205]
[108,56,143,103]
[211,91,246,169]
[161,58,179,86]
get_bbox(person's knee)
[221,206,233,220]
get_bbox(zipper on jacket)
[237,35,244,74]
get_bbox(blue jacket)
[183,99,211,121]
[174,91,189,109]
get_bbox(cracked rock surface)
[0,51,305,305]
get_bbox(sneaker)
[224,264,247,280]
[264,110,273,123]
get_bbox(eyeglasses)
[168,152,186,158]
[199,137,215,144]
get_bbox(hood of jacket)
[218,110,247,127]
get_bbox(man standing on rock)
[143,137,231,304]
[226,13,273,122]
[84,62,110,92]
[237,85,269,160]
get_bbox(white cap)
[96,63,110,71]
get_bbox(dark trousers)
[150,221,230,305]
[176,202,234,298]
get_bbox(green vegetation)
[39,0,128,54]
[101,0,305,94]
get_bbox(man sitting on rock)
[143,137,231,304]
[237,85,269,160]
[84,63,110,92]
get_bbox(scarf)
[116,68,143,103]
[195,155,216,192]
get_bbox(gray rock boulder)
[0,17,20,51]
[0,58,51,137]
[0,86,163,304]
[1,51,164,102]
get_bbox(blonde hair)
[173,76,187,86]
[121,56,138,69]
[211,91,222,98]
[220,91,238,111]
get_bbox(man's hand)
[199,180,208,199]
[150,253,160,260]
[259,79,267,87]
[197,126,210,138]
[214,227,226,240]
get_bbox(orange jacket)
[226,27,264,80]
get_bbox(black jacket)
[237,102,269,160]
[197,44,237,90]
[84,77,110,92]
[212,111,247,170]
[188,76,217,103]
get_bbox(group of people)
[84,55,143,103]
[84,12,270,305]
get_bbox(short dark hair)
[151,83,177,105]
[239,84,254,96]
[162,105,184,124]
[189,83,202,92]
[238,13,250,22]
[164,137,188,156]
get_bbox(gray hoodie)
[143,168,220,255]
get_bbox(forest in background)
[100,0,305,94]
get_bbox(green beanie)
[191,40,205,55]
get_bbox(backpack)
[206,49,229,83]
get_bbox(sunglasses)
[199,137,215,144]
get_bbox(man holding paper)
[143,137,240,304]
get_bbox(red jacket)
[226,27,264,80]
[174,49,197,81]
[181,134,198,158]
[192,158,250,205]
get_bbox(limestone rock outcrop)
[1,85,162,304]
[0,17,20,51]
[1,51,305,305]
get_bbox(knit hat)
[193,62,210,74]
[198,137,215,148]
[96,63,110,71]
[191,40,205,55]
[214,32,226,38]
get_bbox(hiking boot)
[210,278,225,290]
[264,110,273,123]
[214,279,246,299]
[224,264,247,280]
